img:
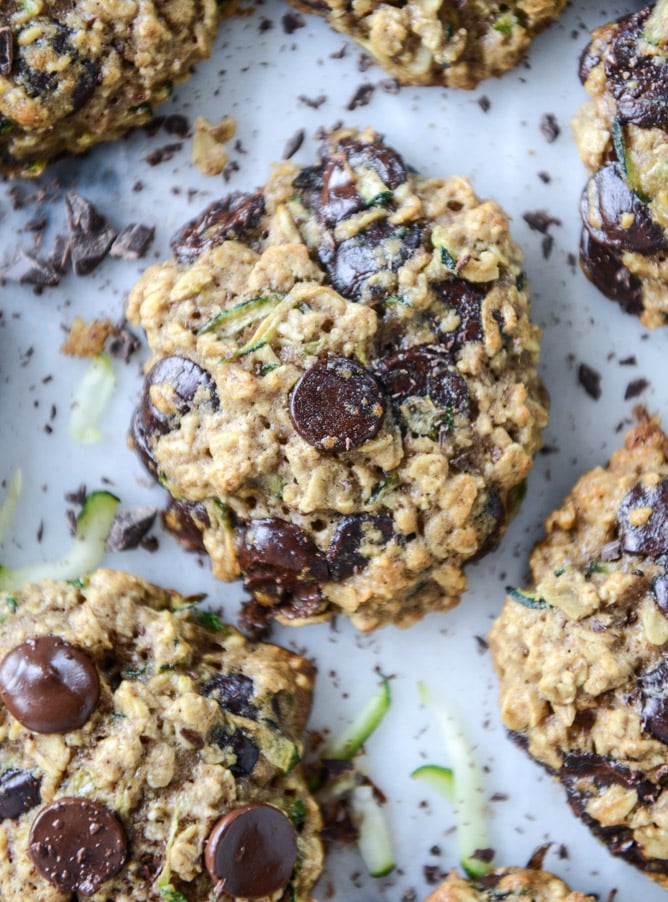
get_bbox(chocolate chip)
[131,356,218,476]
[579,228,643,315]
[213,727,260,777]
[202,672,257,718]
[29,797,127,893]
[433,280,485,352]
[617,479,668,557]
[290,357,385,452]
[317,157,364,226]
[170,191,265,264]
[0,637,99,733]
[204,803,297,897]
[0,769,41,820]
[339,136,407,190]
[105,506,157,552]
[65,192,117,276]
[581,164,666,256]
[109,224,155,260]
[639,662,668,745]
[560,751,657,803]
[327,514,394,581]
[0,27,13,77]
[162,497,210,553]
[577,362,602,400]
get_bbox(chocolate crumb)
[281,11,305,33]
[540,113,560,142]
[619,356,637,366]
[477,95,491,112]
[110,224,155,260]
[283,129,305,160]
[105,507,158,552]
[624,378,649,400]
[541,234,554,259]
[490,792,509,801]
[298,94,327,109]
[258,17,273,32]
[423,864,443,885]
[107,321,140,363]
[523,210,561,234]
[401,891,417,902]
[578,362,602,400]
[347,83,374,110]
[379,78,400,95]
[475,635,489,653]
[330,44,346,59]
[145,143,183,166]
[538,171,551,183]
[357,53,374,72]
[164,115,190,138]
[65,484,87,506]
[65,192,117,276]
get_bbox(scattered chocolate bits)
[0,636,100,733]
[0,769,41,820]
[0,27,13,76]
[617,478,668,557]
[577,362,602,400]
[540,113,560,142]
[65,191,117,276]
[109,223,155,260]
[105,506,157,552]
[204,803,297,897]
[290,357,386,452]
[29,797,127,893]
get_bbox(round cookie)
[489,413,668,888]
[0,0,224,177]
[424,867,595,901]
[572,3,668,328]
[287,0,567,88]
[0,569,322,900]
[127,126,548,632]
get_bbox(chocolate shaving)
[624,378,649,400]
[105,507,157,552]
[283,129,305,160]
[540,113,560,142]
[65,192,117,276]
[578,362,602,400]
[3,250,60,287]
[347,83,375,110]
[110,224,155,260]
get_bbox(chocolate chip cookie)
[0,0,224,177]
[287,0,566,88]
[127,126,548,632]
[424,867,595,901]
[572,3,668,328]
[489,412,668,888]
[0,569,322,900]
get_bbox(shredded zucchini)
[322,677,391,760]
[69,354,116,444]
[350,784,395,877]
[0,470,22,543]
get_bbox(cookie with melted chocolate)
[127,126,547,631]
[424,867,595,901]
[490,413,668,889]
[0,570,322,900]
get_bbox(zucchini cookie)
[572,2,668,328]
[0,0,223,177]
[424,867,594,901]
[489,413,668,888]
[286,0,567,88]
[0,569,322,900]
[127,127,548,632]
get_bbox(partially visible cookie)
[0,0,224,177]
[572,4,668,328]
[489,412,668,888]
[424,867,595,901]
[0,569,322,900]
[127,126,548,632]
[287,0,566,88]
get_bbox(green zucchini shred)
[367,472,400,505]
[493,11,517,33]
[194,610,229,633]
[506,586,549,609]
[198,295,281,337]
[159,886,188,902]
[440,246,458,273]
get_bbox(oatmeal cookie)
[572,3,668,328]
[0,0,223,177]
[489,413,668,888]
[287,0,566,88]
[0,569,322,900]
[424,867,594,901]
[127,126,547,632]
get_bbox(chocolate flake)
[283,128,305,160]
[110,224,155,260]
[65,192,117,276]
[577,362,602,400]
[523,210,562,234]
[145,142,183,166]
[298,94,327,109]
[624,378,649,400]
[3,250,60,287]
[281,11,305,33]
[0,28,11,77]
[347,83,375,110]
[105,507,157,552]
[540,113,560,142]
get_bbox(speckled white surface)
[1,1,667,899]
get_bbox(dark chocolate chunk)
[581,164,666,256]
[347,83,375,110]
[624,378,649,400]
[559,751,658,803]
[540,113,560,143]
[617,478,668,557]
[202,672,257,718]
[290,357,385,452]
[170,192,265,264]
[579,228,643,315]
[238,518,328,599]
[105,506,157,552]
[433,280,485,352]
[327,514,394,581]
[0,636,99,733]
[29,797,127,893]
[65,192,117,276]
[213,727,260,777]
[204,803,297,897]
[317,157,364,226]
[639,662,668,745]
[339,136,407,190]
[3,250,60,287]
[577,362,602,400]
[0,769,41,820]
[162,497,210,553]
[131,356,218,476]
[0,27,12,77]
[109,224,155,260]
[325,220,422,302]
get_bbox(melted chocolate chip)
[29,798,127,893]
[0,637,99,733]
[205,803,297,898]
[433,280,485,352]
[579,228,643,315]
[324,220,422,302]
[290,357,385,452]
[213,727,260,777]
[65,192,117,276]
[339,136,407,189]
[327,514,394,581]
[559,751,657,803]
[581,164,666,256]
[170,191,265,264]
[639,662,668,745]
[652,572,668,615]
[317,157,364,226]
[617,479,668,557]
[132,356,218,476]
[162,497,210,552]
[202,672,257,719]
[0,769,41,820]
